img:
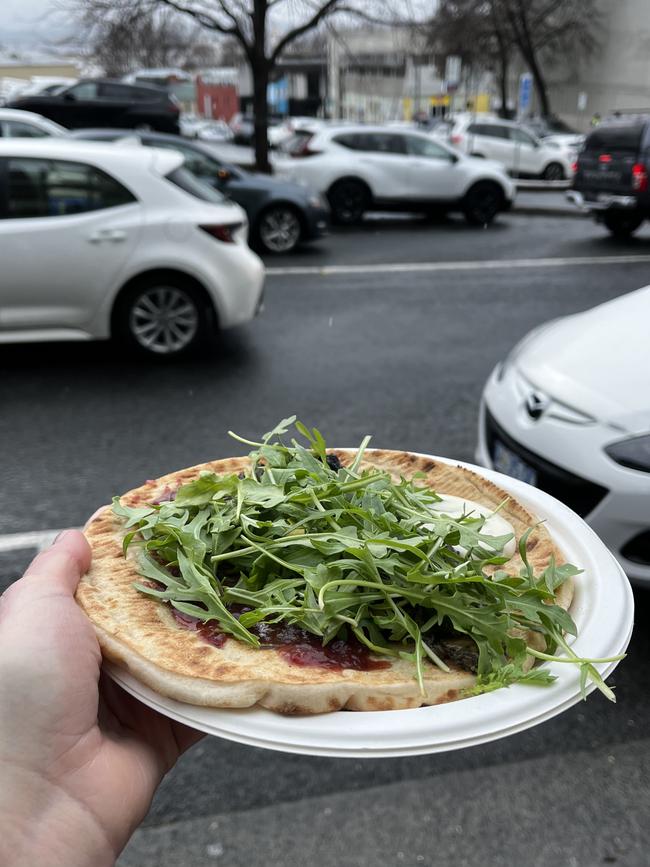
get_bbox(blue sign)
[267,78,289,115]
[519,73,533,112]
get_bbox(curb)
[511,206,586,219]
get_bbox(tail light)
[199,223,242,243]
[599,153,612,163]
[450,134,463,145]
[632,163,648,192]
[571,160,578,174]
[292,135,321,158]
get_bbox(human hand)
[0,529,203,867]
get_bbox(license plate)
[492,440,538,486]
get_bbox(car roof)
[0,137,182,175]
[77,77,169,95]
[0,108,52,122]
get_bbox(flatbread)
[77,450,574,714]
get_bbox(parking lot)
[1,208,649,867]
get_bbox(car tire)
[542,162,565,181]
[255,204,303,253]
[602,211,644,239]
[463,181,504,226]
[113,277,211,358]
[327,179,369,224]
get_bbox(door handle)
[88,229,127,243]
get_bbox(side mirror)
[63,92,76,102]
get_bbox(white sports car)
[476,285,650,584]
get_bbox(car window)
[332,132,407,154]
[332,133,366,150]
[585,124,645,152]
[405,136,452,159]
[3,158,136,219]
[144,140,217,177]
[510,127,536,146]
[364,133,407,154]
[66,82,98,100]
[5,121,49,138]
[98,83,130,100]
[476,124,510,140]
[165,166,226,203]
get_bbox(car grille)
[484,408,609,518]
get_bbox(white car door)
[403,135,463,200]
[347,132,411,199]
[509,127,542,176]
[0,156,141,331]
[466,123,515,171]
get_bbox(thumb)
[22,529,92,596]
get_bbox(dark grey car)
[68,128,329,253]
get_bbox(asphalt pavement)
[2,212,649,867]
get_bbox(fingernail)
[54,529,74,544]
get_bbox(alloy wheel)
[259,207,302,253]
[128,286,200,355]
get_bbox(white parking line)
[265,254,650,277]
[0,529,71,554]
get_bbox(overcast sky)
[0,0,72,49]
[0,0,432,52]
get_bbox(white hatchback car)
[448,116,574,180]
[476,286,650,584]
[277,125,515,225]
[0,140,264,356]
[0,108,67,138]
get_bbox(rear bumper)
[567,190,638,212]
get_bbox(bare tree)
[73,0,404,171]
[499,0,600,117]
[75,6,218,77]
[432,0,600,118]
[433,0,514,118]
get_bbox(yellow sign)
[429,95,450,107]
[402,97,413,120]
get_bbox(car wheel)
[602,211,644,239]
[463,181,504,226]
[114,279,209,357]
[542,162,565,181]
[327,179,369,224]
[256,205,303,253]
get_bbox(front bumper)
[302,201,330,241]
[476,363,650,584]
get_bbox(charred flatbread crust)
[77,450,574,714]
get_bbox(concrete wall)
[539,0,650,129]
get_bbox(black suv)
[570,117,650,237]
[9,79,180,134]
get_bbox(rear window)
[165,166,225,202]
[585,124,644,152]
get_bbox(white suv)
[0,140,264,356]
[447,116,573,180]
[276,125,515,225]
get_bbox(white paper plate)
[104,454,634,758]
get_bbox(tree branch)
[269,0,341,64]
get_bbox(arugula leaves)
[115,417,621,701]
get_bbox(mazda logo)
[525,392,549,420]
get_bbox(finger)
[84,504,111,529]
[23,529,92,595]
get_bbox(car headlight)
[604,434,650,472]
